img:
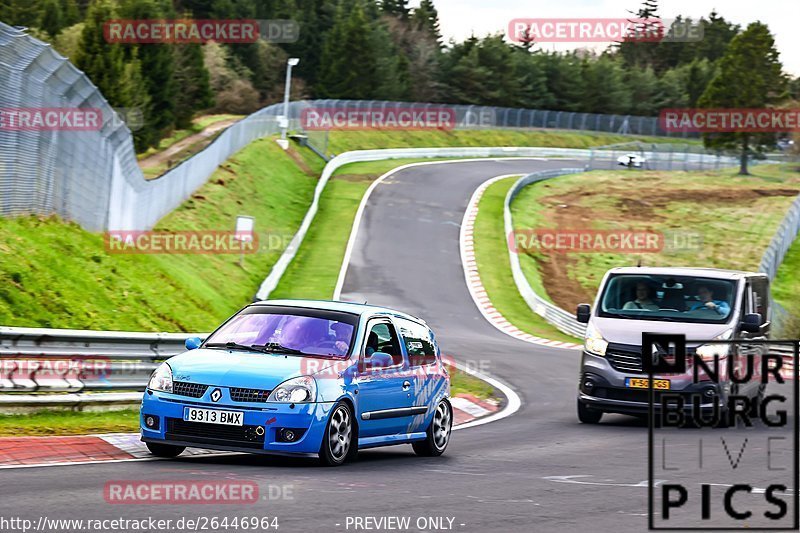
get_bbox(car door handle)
[402,380,411,391]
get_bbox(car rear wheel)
[319,402,354,466]
[146,442,185,458]
[413,400,452,457]
[577,400,603,424]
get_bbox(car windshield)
[204,309,356,357]
[599,274,737,324]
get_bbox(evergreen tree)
[75,0,126,105]
[698,22,787,174]
[118,50,154,150]
[173,43,214,129]
[117,0,177,140]
[411,0,441,46]
[39,0,64,37]
[317,0,376,99]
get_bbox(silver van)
[575,267,771,424]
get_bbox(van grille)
[606,344,644,373]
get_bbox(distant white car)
[617,154,646,168]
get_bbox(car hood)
[592,317,732,346]
[166,348,346,389]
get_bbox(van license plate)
[625,378,670,390]
[183,407,243,426]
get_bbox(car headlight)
[267,376,317,403]
[695,329,733,362]
[148,362,173,393]
[584,323,608,357]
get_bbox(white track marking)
[459,175,583,350]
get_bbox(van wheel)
[146,442,185,458]
[577,400,603,424]
[413,400,452,457]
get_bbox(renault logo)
[210,388,222,402]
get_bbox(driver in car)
[623,282,659,311]
[689,284,730,315]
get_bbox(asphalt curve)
[1,160,791,533]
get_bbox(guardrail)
[503,168,590,338]
[0,326,196,404]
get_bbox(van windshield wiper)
[204,342,269,353]
[252,342,307,355]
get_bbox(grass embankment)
[0,409,140,436]
[0,138,318,331]
[508,164,800,312]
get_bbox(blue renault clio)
[141,300,452,466]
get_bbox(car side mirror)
[576,304,591,324]
[740,313,762,334]
[185,337,203,350]
[362,352,394,371]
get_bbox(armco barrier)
[504,169,589,338]
[504,167,800,339]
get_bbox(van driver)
[689,284,730,315]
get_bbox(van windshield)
[598,274,737,324]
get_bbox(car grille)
[606,344,644,373]
[166,418,265,449]
[230,387,272,403]
[172,381,209,398]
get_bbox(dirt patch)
[285,146,317,177]
[533,185,800,310]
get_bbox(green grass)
[323,129,696,154]
[271,157,507,300]
[473,177,580,342]
[510,164,800,311]
[0,409,140,436]
[773,231,800,336]
[449,368,497,400]
[0,138,317,331]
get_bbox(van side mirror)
[576,304,591,324]
[185,337,203,350]
[740,313,762,334]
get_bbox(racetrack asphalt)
[1,159,794,532]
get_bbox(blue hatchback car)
[141,300,452,465]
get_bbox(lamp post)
[280,57,300,144]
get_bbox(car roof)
[606,266,764,281]
[251,299,426,324]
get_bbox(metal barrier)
[0,326,194,398]
[503,169,589,338]
[2,22,700,234]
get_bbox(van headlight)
[268,376,317,403]
[148,363,173,393]
[696,329,733,362]
[584,323,608,357]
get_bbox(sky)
[414,0,800,76]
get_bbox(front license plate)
[183,407,243,425]
[625,378,671,390]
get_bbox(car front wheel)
[146,442,185,458]
[319,402,354,466]
[413,399,452,457]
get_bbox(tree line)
[1,0,798,159]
